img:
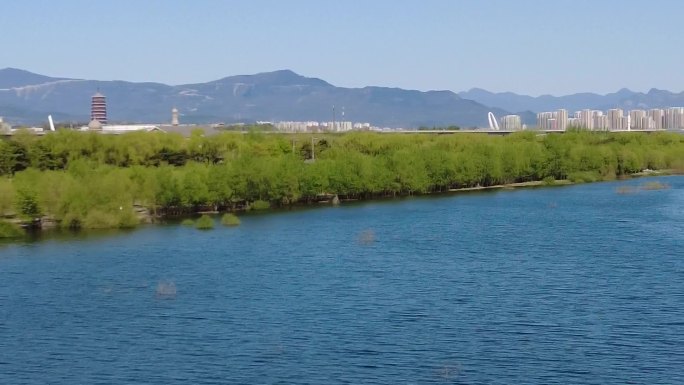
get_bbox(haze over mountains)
[1,67,683,128]
[458,88,684,114]
[0,68,512,127]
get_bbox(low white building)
[0,116,11,132]
[80,119,163,133]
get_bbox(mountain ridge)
[458,87,684,113]
[0,68,511,127]
[2,67,683,127]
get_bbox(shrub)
[568,171,601,183]
[221,213,241,226]
[15,188,42,220]
[82,210,120,229]
[180,218,195,226]
[60,212,82,229]
[542,176,556,186]
[250,200,270,210]
[0,220,23,238]
[117,209,139,229]
[79,208,139,229]
[195,214,214,230]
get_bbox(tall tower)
[171,107,179,126]
[91,92,107,124]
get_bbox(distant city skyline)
[2,0,684,96]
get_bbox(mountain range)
[0,68,511,127]
[1,67,683,128]
[458,87,684,114]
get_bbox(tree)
[15,187,42,219]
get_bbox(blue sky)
[1,0,682,95]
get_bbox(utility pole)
[332,105,336,132]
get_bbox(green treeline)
[1,129,683,230]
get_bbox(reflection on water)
[155,280,177,298]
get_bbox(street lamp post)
[311,136,316,161]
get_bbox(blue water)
[1,177,683,384]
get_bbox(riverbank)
[2,130,684,238]
[3,171,680,241]
[449,179,573,192]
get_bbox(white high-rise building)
[641,116,655,130]
[537,112,556,130]
[500,115,522,130]
[556,109,568,131]
[594,115,608,130]
[607,109,624,130]
[629,110,646,130]
[649,109,664,129]
[665,107,684,129]
[577,109,594,129]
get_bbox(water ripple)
[1,177,683,384]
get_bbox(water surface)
[1,177,683,384]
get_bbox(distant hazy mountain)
[8,67,679,127]
[0,68,510,127]
[0,67,71,89]
[458,87,684,113]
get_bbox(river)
[1,177,683,384]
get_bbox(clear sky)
[1,0,682,96]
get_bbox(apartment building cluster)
[272,121,373,133]
[537,107,684,131]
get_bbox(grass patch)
[80,209,139,229]
[568,171,601,183]
[542,176,556,186]
[0,220,24,238]
[221,213,241,226]
[117,209,139,229]
[82,210,120,229]
[195,214,214,230]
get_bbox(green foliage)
[0,178,15,216]
[181,218,195,226]
[195,214,214,230]
[250,200,270,210]
[78,208,139,229]
[15,187,42,219]
[0,130,682,232]
[568,171,601,183]
[117,209,140,229]
[81,210,121,229]
[0,220,23,238]
[221,213,241,226]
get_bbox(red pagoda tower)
[90,92,107,124]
